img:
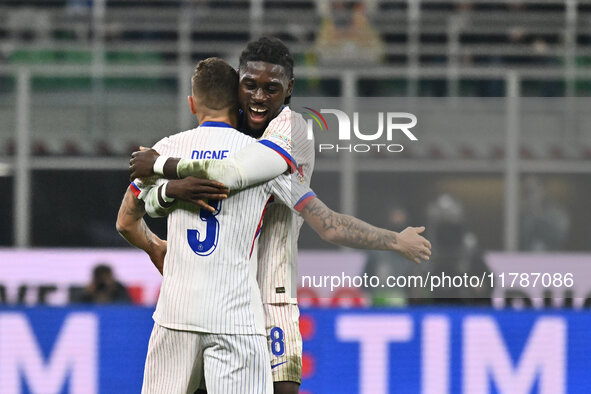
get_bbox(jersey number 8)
[270,327,285,357]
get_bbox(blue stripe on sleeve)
[258,139,298,172]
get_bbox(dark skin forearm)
[129,148,180,181]
[163,158,181,179]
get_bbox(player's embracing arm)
[299,198,431,264]
[137,153,432,263]
[131,141,288,191]
[130,108,300,190]
[138,159,431,263]
[272,177,432,265]
[116,183,167,274]
[135,141,288,217]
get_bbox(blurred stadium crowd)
[1,0,590,154]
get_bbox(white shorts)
[264,303,303,384]
[142,323,272,394]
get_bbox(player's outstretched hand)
[130,147,160,181]
[397,226,432,264]
[166,177,230,213]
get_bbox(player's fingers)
[424,240,432,249]
[214,187,231,195]
[414,257,422,264]
[195,200,215,213]
[197,193,228,200]
[192,185,231,194]
[129,167,137,181]
[195,185,230,195]
[198,179,229,190]
[139,146,149,151]
[198,179,230,194]
[415,226,426,233]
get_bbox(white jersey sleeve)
[268,174,316,215]
[176,141,288,190]
[259,106,314,176]
[174,105,310,189]
[141,181,174,218]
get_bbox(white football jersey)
[149,121,309,335]
[256,106,316,304]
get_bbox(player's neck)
[197,111,238,129]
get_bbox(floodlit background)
[0,1,590,393]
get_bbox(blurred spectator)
[363,206,426,306]
[519,177,570,251]
[426,194,490,305]
[73,264,132,304]
[314,0,384,67]
[66,0,92,16]
[427,194,466,253]
[65,0,93,43]
[7,8,51,44]
[311,1,384,95]
[6,7,53,65]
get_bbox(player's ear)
[188,95,197,114]
[286,78,294,97]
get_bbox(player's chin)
[247,115,269,134]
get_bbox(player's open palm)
[397,226,432,264]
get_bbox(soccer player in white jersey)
[126,37,431,394]
[124,57,320,394]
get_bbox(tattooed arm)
[116,187,167,274]
[300,198,431,264]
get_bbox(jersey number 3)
[187,200,221,256]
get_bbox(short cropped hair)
[239,37,294,79]
[240,37,293,79]
[191,57,239,111]
[239,37,294,104]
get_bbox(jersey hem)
[262,298,299,305]
[153,317,266,336]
